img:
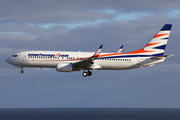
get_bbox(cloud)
[0,0,179,25]
[167,9,180,18]
[0,33,37,41]
[0,48,22,55]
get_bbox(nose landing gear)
[82,70,92,77]
[20,67,24,74]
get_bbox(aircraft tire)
[82,72,87,77]
[87,71,92,76]
[20,70,24,74]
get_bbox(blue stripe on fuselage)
[98,53,164,59]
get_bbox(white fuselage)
[6,51,165,71]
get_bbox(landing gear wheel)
[82,72,87,77]
[20,70,24,74]
[87,71,92,76]
[82,70,92,77]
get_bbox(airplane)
[6,24,172,77]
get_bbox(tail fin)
[127,24,172,56]
[143,24,172,56]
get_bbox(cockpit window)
[12,55,18,57]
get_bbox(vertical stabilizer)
[143,24,172,56]
[127,24,172,56]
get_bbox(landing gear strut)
[20,67,24,74]
[82,70,92,77]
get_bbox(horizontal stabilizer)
[150,54,173,60]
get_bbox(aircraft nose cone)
[5,57,11,64]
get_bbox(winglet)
[117,45,124,53]
[93,45,103,57]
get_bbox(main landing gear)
[20,67,24,74]
[82,70,92,77]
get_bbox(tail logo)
[126,24,172,56]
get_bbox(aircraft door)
[22,55,27,61]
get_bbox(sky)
[0,0,180,108]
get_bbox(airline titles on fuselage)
[28,53,69,58]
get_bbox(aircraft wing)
[72,45,103,70]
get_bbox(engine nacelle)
[56,63,73,72]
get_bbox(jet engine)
[56,63,73,72]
